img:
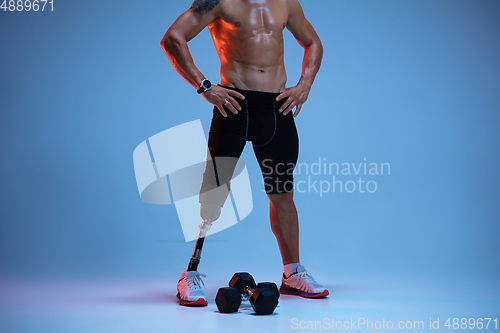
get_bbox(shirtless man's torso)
[208,0,289,92]
[163,0,322,116]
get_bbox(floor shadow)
[102,292,175,304]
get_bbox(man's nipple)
[234,21,241,28]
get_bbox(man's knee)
[268,191,294,208]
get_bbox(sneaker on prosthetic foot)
[176,269,208,306]
[279,265,329,298]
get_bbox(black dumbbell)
[215,272,279,315]
[215,287,241,313]
[256,282,280,302]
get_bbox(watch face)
[203,80,211,89]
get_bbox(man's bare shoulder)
[282,0,304,17]
[189,0,225,16]
[282,0,302,7]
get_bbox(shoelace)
[184,272,206,290]
[294,271,319,292]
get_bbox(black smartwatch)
[197,79,212,94]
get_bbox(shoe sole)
[177,293,208,307]
[279,285,330,298]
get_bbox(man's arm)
[277,0,323,117]
[160,0,244,117]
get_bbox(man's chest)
[218,0,289,32]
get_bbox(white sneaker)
[279,266,329,298]
[176,269,208,306]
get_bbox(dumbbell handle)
[244,286,255,296]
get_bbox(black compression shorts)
[202,87,299,195]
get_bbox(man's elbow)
[160,30,181,52]
[315,38,323,58]
[304,38,323,56]
[305,36,322,59]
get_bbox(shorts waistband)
[224,86,282,101]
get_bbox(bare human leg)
[268,191,299,265]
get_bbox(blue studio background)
[1,0,499,315]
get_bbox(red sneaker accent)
[279,288,330,298]
[178,298,208,307]
[177,293,208,306]
[303,289,329,298]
